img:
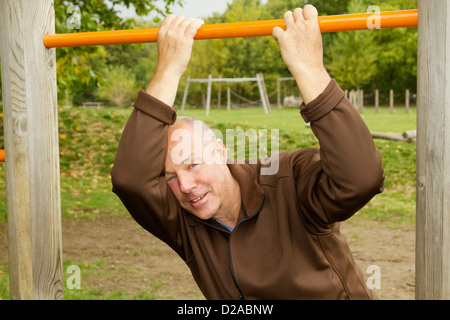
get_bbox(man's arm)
[111,16,203,256]
[146,15,204,105]
[273,6,384,225]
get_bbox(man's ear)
[215,139,228,164]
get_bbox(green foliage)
[326,0,418,93]
[326,0,377,89]
[98,65,138,107]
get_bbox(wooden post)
[0,0,63,299]
[206,74,212,116]
[227,86,231,111]
[277,78,281,109]
[180,75,190,115]
[405,89,410,114]
[217,75,222,110]
[374,89,379,113]
[359,89,364,113]
[389,89,393,112]
[416,0,450,300]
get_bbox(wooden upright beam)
[0,0,63,299]
[416,0,450,299]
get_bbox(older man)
[111,5,385,300]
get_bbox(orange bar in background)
[0,149,4,163]
[43,9,418,48]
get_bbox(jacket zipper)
[188,215,245,299]
[228,195,266,300]
[187,195,266,300]
[228,217,248,300]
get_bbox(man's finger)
[160,14,175,29]
[292,8,304,23]
[303,4,319,21]
[184,18,205,38]
[283,10,295,28]
[272,26,284,42]
[178,16,195,35]
[171,15,187,28]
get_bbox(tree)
[326,0,417,95]
[98,65,138,108]
[326,0,378,89]
[370,0,418,94]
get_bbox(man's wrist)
[145,70,181,106]
[293,67,331,105]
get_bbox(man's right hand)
[272,6,331,104]
[146,15,204,106]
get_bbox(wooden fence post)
[277,78,281,109]
[389,89,395,113]
[416,0,450,299]
[0,0,63,299]
[374,89,379,113]
[359,89,364,113]
[405,89,410,114]
[218,75,222,110]
[180,75,190,114]
[227,86,231,111]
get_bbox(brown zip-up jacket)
[111,79,385,300]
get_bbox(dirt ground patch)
[0,215,415,300]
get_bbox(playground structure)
[0,1,449,300]
[180,74,271,115]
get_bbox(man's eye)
[189,164,199,169]
[167,176,176,182]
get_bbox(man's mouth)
[190,193,207,204]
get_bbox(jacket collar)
[227,162,266,219]
[183,162,266,231]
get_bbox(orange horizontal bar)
[44,9,417,48]
[0,150,4,163]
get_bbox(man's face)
[165,122,229,220]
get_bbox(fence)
[346,88,416,113]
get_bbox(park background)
[0,0,417,299]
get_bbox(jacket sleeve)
[110,90,187,259]
[294,79,385,226]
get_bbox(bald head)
[168,117,217,147]
[167,117,226,166]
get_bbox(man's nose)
[178,172,196,194]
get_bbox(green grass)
[181,106,417,133]
[0,104,417,299]
[0,259,161,300]
[62,260,161,300]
